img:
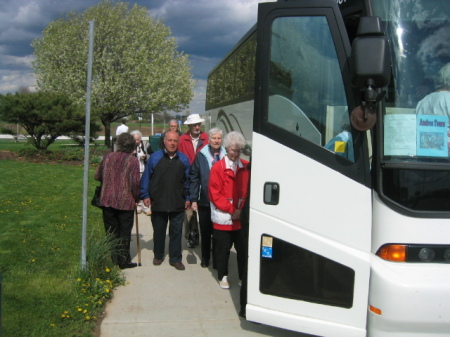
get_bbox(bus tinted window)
[206,33,256,109]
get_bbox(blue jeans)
[151,211,184,263]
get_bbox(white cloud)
[0,70,36,93]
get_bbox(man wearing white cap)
[178,114,209,248]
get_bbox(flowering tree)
[32,0,195,146]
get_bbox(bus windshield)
[372,0,450,163]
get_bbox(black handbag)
[91,185,102,208]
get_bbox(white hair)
[130,130,142,137]
[223,131,246,149]
[208,127,223,139]
[436,63,450,90]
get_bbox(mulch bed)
[0,150,88,166]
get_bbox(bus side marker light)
[369,305,382,315]
[376,244,407,262]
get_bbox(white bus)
[205,0,450,336]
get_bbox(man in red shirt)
[178,114,209,164]
[178,114,209,247]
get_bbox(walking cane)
[135,207,142,266]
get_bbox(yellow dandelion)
[77,308,82,312]
[83,309,88,314]
[64,311,69,314]
[85,316,91,320]
[61,314,66,318]
[106,288,110,293]
[77,278,82,282]
[105,268,111,272]
[50,323,55,327]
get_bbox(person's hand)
[232,209,241,220]
[191,202,198,212]
[185,201,191,210]
[144,198,151,207]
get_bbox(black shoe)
[239,309,246,319]
[119,262,137,269]
[200,260,209,268]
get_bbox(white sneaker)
[219,276,230,289]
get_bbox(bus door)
[246,1,372,336]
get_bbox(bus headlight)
[444,249,450,262]
[418,248,435,262]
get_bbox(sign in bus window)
[384,113,449,157]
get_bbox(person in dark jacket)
[179,114,209,248]
[94,132,140,269]
[189,127,227,267]
[140,131,191,271]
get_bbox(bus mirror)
[351,16,391,89]
[350,16,391,131]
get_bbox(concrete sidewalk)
[99,213,306,337]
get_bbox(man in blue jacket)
[140,131,191,270]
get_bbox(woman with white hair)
[189,127,227,267]
[416,63,450,120]
[208,131,249,289]
[131,130,152,215]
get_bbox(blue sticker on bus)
[262,246,272,258]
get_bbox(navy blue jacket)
[189,145,226,207]
[140,150,190,212]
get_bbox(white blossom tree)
[32,0,195,146]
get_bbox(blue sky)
[0,0,274,115]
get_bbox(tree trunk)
[104,120,111,148]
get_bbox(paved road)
[99,212,308,337]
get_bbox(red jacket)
[208,157,249,231]
[178,131,209,164]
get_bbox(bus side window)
[268,16,354,162]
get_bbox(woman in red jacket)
[208,131,249,289]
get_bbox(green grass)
[0,160,122,337]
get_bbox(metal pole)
[81,21,95,270]
[151,113,154,135]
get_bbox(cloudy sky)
[0,0,275,115]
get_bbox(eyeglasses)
[228,148,242,154]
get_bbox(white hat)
[184,114,205,125]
